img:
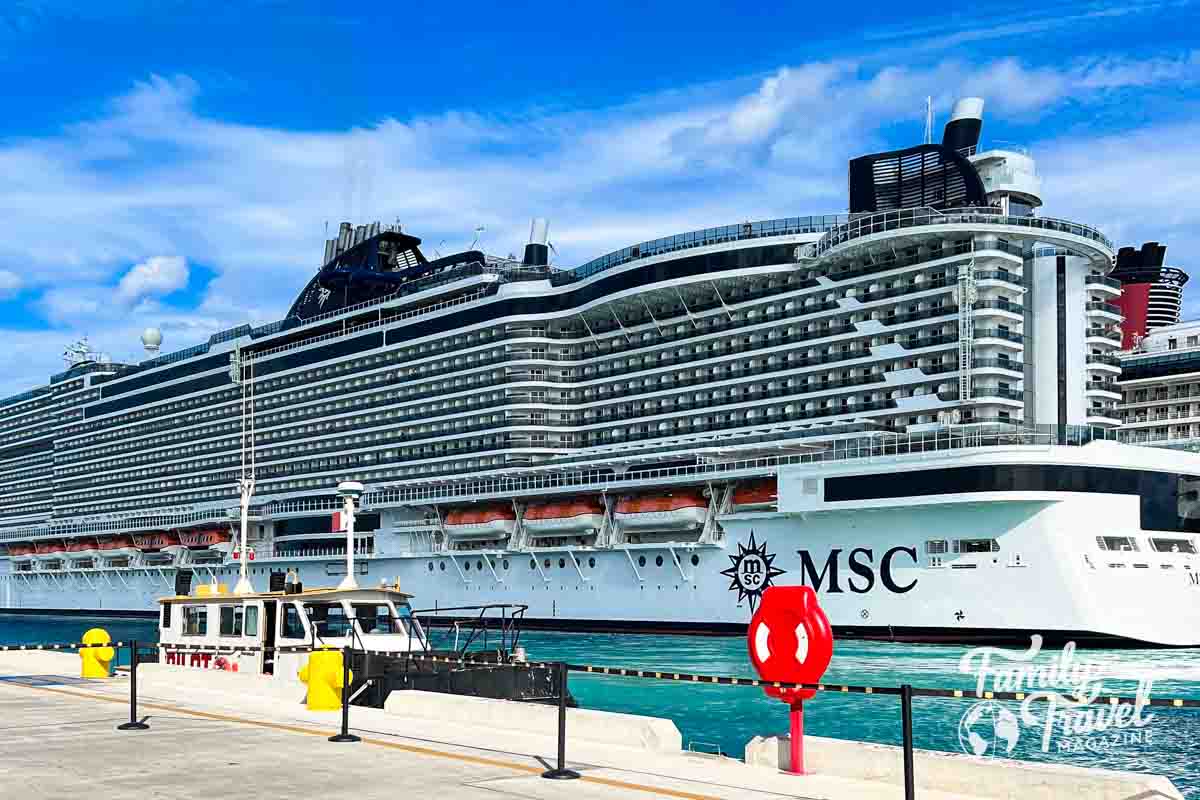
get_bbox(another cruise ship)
[2,98,1198,646]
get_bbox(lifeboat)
[33,541,67,563]
[443,505,516,541]
[180,529,234,554]
[732,478,778,511]
[66,538,99,563]
[133,531,187,558]
[523,497,605,538]
[6,543,34,562]
[97,535,140,560]
[614,491,708,532]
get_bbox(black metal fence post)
[328,645,361,743]
[117,640,149,731]
[901,683,915,800]
[541,662,580,780]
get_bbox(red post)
[789,701,804,774]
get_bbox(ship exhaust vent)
[522,217,550,266]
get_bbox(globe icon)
[957,700,1021,757]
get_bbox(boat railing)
[409,603,529,660]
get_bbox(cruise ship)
[2,98,1198,647]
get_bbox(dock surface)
[0,651,1177,800]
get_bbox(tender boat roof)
[158,586,414,604]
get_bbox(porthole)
[477,560,484,571]
[556,558,564,569]
[464,561,470,571]
[655,555,664,567]
[638,555,646,567]
[691,555,700,567]
[530,559,537,570]
[503,560,510,570]
[544,559,551,569]
[439,562,446,571]
[428,562,434,572]
[588,557,596,569]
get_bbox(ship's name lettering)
[795,546,918,594]
[1190,571,1199,587]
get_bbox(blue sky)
[1,0,1199,395]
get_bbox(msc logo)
[722,532,785,611]
[1189,571,1199,587]
[797,546,919,594]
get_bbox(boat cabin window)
[281,604,307,639]
[219,606,244,637]
[925,540,948,555]
[245,606,259,637]
[1097,536,1139,552]
[1150,537,1197,554]
[304,602,351,637]
[182,605,208,636]
[953,539,998,554]
[353,604,403,635]
[161,603,171,630]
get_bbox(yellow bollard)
[299,647,352,712]
[80,628,114,679]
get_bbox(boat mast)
[231,343,256,594]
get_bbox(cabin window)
[182,606,208,636]
[1150,538,1197,554]
[353,604,401,635]
[219,606,244,637]
[925,540,948,555]
[281,605,306,639]
[1096,536,1139,552]
[304,603,351,638]
[245,606,259,637]
[953,539,999,554]
[161,603,171,630]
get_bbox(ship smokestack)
[522,218,550,266]
[942,97,984,154]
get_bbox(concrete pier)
[0,651,1182,800]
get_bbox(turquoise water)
[4,615,1199,796]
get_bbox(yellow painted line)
[6,681,721,800]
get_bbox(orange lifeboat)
[179,529,234,554]
[98,535,140,559]
[614,490,708,532]
[66,538,100,561]
[523,497,605,538]
[133,531,187,558]
[732,478,778,511]
[34,541,67,562]
[443,504,517,541]
[6,542,34,562]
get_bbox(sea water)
[4,615,1198,796]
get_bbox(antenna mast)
[924,96,934,145]
[231,343,256,594]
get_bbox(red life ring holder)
[747,586,833,702]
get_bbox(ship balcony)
[1122,410,1200,427]
[1085,412,1123,427]
[1086,353,1122,374]
[970,357,1024,375]
[973,328,1025,349]
[942,387,1024,405]
[973,301,1024,321]
[974,270,1023,288]
[1085,382,1122,401]
[1085,274,1123,296]
[1085,329,1122,347]
[1085,302,1124,323]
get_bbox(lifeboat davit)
[523,497,605,538]
[614,491,708,532]
[97,535,140,560]
[443,505,516,541]
[732,478,778,511]
[180,529,234,554]
[133,531,187,558]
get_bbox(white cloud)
[0,270,20,298]
[116,255,188,303]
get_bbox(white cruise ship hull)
[5,444,1199,648]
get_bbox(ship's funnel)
[522,217,550,266]
[942,97,984,154]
